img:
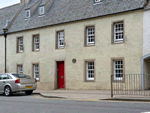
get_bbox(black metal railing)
[111,74,150,97]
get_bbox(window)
[32,34,40,51]
[33,64,39,81]
[12,74,31,78]
[95,0,101,3]
[17,37,23,53]
[113,22,124,43]
[112,58,124,81]
[93,0,102,4]
[25,9,30,18]
[85,61,95,81]
[19,37,23,52]
[39,6,45,15]
[85,26,95,46]
[17,65,23,74]
[0,74,12,80]
[56,31,64,49]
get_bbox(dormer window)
[26,9,30,18]
[39,6,45,15]
[95,0,101,3]
[93,0,102,4]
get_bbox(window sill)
[85,80,95,82]
[112,41,124,44]
[56,47,65,50]
[38,15,45,17]
[17,52,24,54]
[112,79,125,83]
[85,44,95,47]
[24,18,30,20]
[93,2,102,5]
[32,50,40,52]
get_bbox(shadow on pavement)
[0,92,40,97]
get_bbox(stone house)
[0,0,148,90]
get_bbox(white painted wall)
[0,35,5,73]
[143,9,150,56]
[4,10,143,90]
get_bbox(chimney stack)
[20,0,31,6]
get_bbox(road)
[0,93,150,113]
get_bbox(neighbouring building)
[142,0,150,89]
[0,0,149,90]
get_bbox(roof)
[1,0,146,34]
[0,3,20,34]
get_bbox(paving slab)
[33,90,150,102]
[34,90,111,100]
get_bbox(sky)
[0,0,20,9]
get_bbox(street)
[0,93,149,113]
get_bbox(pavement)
[33,90,150,102]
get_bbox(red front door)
[58,61,65,89]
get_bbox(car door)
[0,74,10,92]
[0,74,3,92]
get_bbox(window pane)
[58,31,64,48]
[18,65,23,74]
[114,22,124,42]
[114,60,123,80]
[34,36,39,50]
[87,62,94,80]
[12,74,31,78]
[34,64,39,80]
[87,27,95,45]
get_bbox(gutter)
[144,0,149,7]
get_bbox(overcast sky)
[0,0,20,9]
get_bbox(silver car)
[0,73,37,96]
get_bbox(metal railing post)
[111,75,113,98]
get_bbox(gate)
[111,74,150,97]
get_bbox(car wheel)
[4,86,13,96]
[25,90,33,95]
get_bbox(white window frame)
[39,6,45,15]
[58,31,64,49]
[86,61,94,80]
[114,22,124,43]
[86,27,95,46]
[34,64,39,81]
[34,35,39,51]
[18,65,23,74]
[25,9,30,18]
[114,60,123,80]
[18,37,23,52]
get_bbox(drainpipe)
[144,0,149,7]
[3,30,7,73]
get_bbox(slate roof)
[0,3,20,34]
[1,0,146,34]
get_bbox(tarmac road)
[0,92,150,113]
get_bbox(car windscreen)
[12,74,31,78]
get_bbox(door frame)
[54,60,66,90]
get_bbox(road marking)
[99,100,150,103]
[38,95,44,99]
[141,112,150,113]
[67,99,100,101]
[35,95,40,98]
